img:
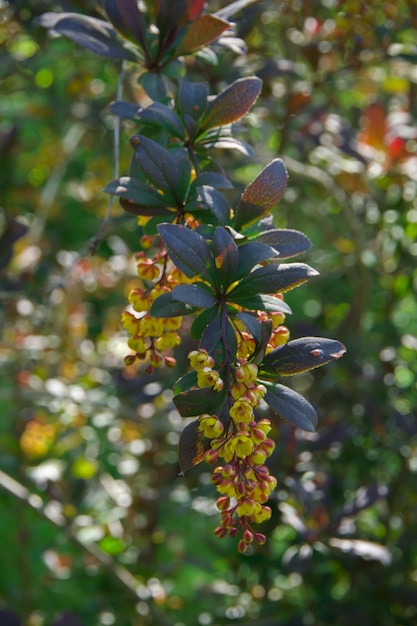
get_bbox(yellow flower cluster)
[20,419,56,458]
[122,244,193,371]
[187,350,277,550]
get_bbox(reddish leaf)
[235,159,288,230]
[177,14,230,54]
[178,419,211,474]
[200,77,262,131]
[185,0,205,21]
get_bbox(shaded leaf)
[192,172,232,189]
[197,186,230,225]
[201,312,237,365]
[37,13,136,61]
[233,241,278,280]
[177,14,230,54]
[173,371,198,394]
[236,311,262,342]
[103,0,147,49]
[139,72,168,102]
[179,80,209,121]
[228,263,319,299]
[255,228,312,259]
[263,382,318,432]
[158,223,214,280]
[191,306,219,340]
[201,77,262,131]
[109,100,141,120]
[131,136,179,198]
[260,337,346,378]
[178,419,211,474]
[149,292,194,317]
[138,103,185,139]
[235,159,288,230]
[172,283,217,309]
[174,387,226,418]
[250,320,273,365]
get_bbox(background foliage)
[1,1,417,625]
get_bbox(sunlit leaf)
[200,77,262,131]
[260,337,346,378]
[177,14,230,54]
[228,263,319,299]
[235,159,288,230]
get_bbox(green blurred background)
[1,1,417,625]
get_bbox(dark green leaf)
[179,80,209,121]
[214,226,239,288]
[158,223,214,280]
[230,294,292,314]
[138,103,185,139]
[149,292,194,317]
[191,306,220,340]
[139,72,168,102]
[174,387,226,417]
[37,13,137,61]
[255,228,312,259]
[172,283,217,309]
[260,337,347,378]
[228,263,319,299]
[173,371,198,394]
[201,77,262,131]
[201,313,237,366]
[263,382,318,432]
[235,159,288,230]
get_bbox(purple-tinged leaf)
[235,159,288,230]
[236,311,262,342]
[131,136,179,198]
[256,229,312,259]
[178,419,211,474]
[149,292,195,317]
[172,283,217,309]
[230,294,292,314]
[103,0,147,49]
[228,263,319,299]
[177,14,230,55]
[260,337,346,378]
[37,13,136,61]
[109,100,141,120]
[263,382,318,432]
[214,227,239,287]
[158,223,214,280]
[201,77,262,131]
